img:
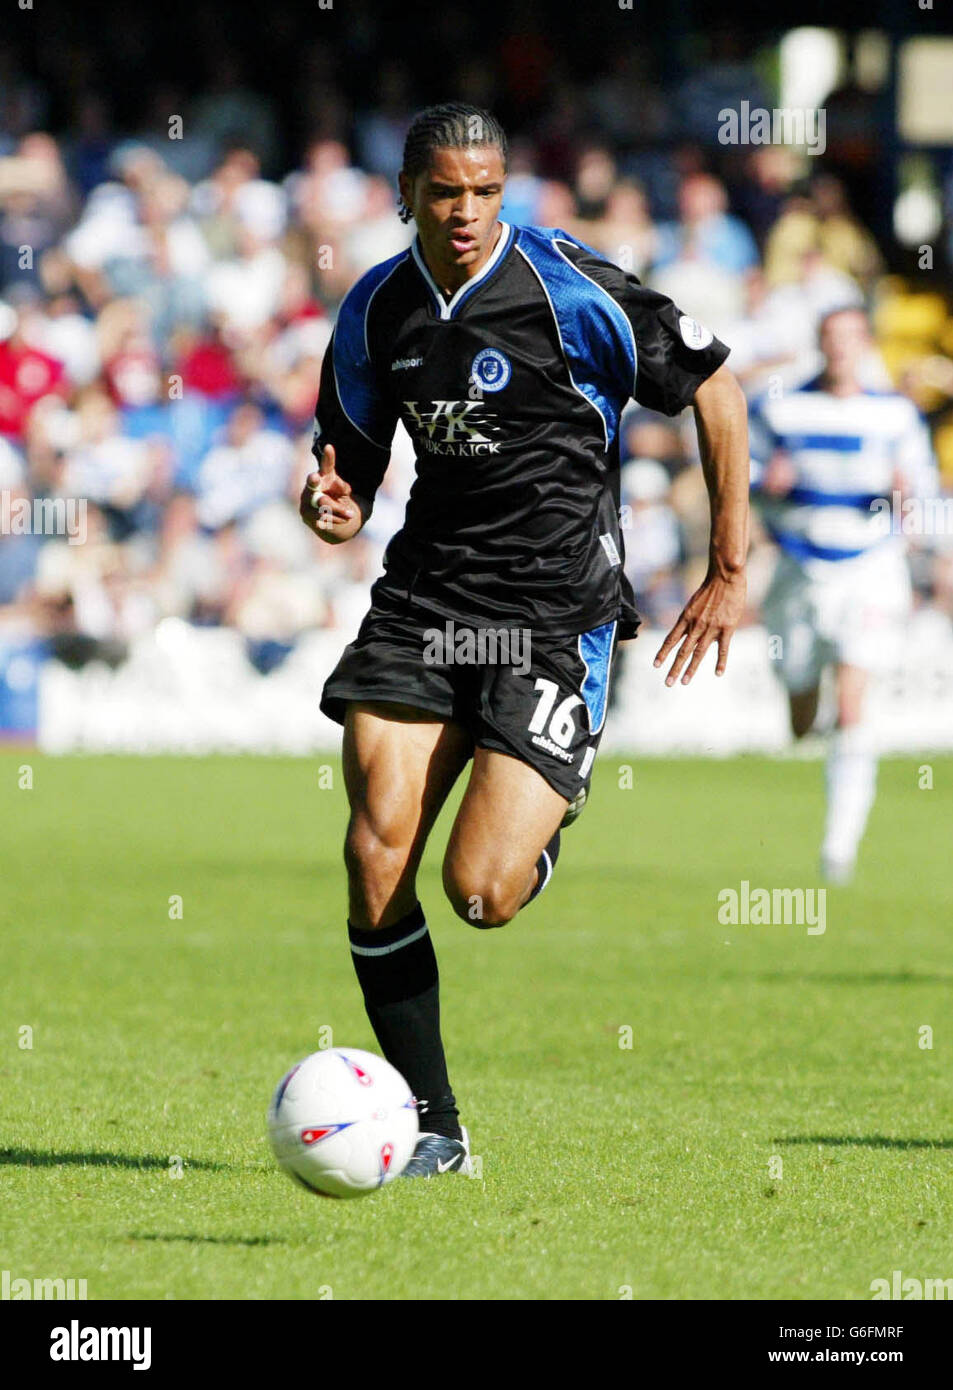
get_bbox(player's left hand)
[654,568,746,687]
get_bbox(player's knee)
[442,860,520,928]
[457,888,519,928]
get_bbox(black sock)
[525,829,561,906]
[348,903,462,1141]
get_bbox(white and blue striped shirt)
[749,376,937,565]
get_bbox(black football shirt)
[312,221,729,640]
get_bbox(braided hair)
[398,102,508,224]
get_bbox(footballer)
[750,306,937,883]
[299,104,749,1176]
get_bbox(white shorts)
[762,544,912,693]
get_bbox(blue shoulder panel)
[516,226,636,449]
[333,251,408,447]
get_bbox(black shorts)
[320,594,622,802]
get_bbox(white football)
[267,1048,418,1198]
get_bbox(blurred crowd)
[1,21,953,682]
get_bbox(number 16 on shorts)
[528,679,583,751]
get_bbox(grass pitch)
[1,751,950,1300]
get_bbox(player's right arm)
[299,277,400,545]
[299,441,364,545]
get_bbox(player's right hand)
[299,443,364,544]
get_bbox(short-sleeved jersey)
[749,376,938,569]
[313,221,729,639]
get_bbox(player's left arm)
[654,363,749,685]
[891,402,939,503]
[560,243,750,683]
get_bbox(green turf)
[1,751,950,1300]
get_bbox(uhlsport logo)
[403,400,503,455]
[470,348,511,392]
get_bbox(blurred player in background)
[750,307,938,883]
